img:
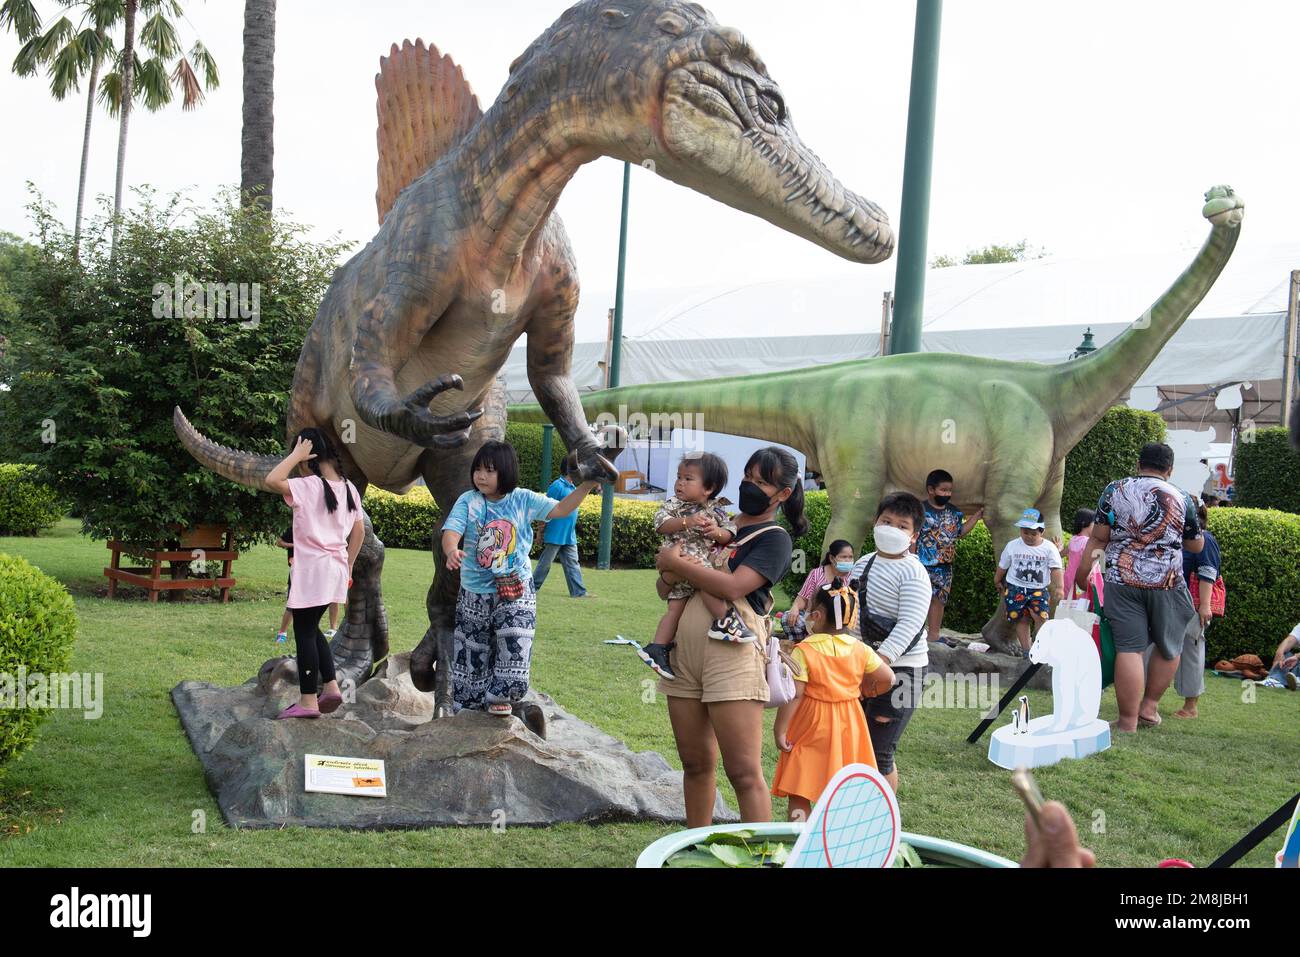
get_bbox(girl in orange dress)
[772,582,897,821]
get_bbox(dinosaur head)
[507,0,894,263]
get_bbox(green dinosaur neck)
[511,373,817,459]
[1045,221,1240,450]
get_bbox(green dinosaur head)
[505,0,894,263]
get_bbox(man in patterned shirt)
[1074,443,1204,732]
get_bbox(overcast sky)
[3,0,1297,339]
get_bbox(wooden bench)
[105,524,238,603]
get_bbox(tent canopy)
[502,239,1297,437]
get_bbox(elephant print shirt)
[1096,476,1201,589]
[444,488,557,595]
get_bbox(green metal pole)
[540,423,554,490]
[598,162,631,570]
[889,0,943,355]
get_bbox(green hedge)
[1061,407,1167,528]
[1204,506,1300,663]
[0,464,65,536]
[0,553,78,772]
[364,486,439,551]
[363,486,1296,659]
[1233,427,1300,514]
[505,423,570,492]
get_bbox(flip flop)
[1137,714,1162,728]
[276,703,321,720]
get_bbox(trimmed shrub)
[1204,506,1300,663]
[364,486,440,551]
[561,494,662,565]
[945,522,1002,633]
[0,464,64,536]
[505,422,569,492]
[1061,407,1167,528]
[1233,427,1300,514]
[777,490,832,599]
[0,553,78,772]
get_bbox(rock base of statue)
[987,715,1111,769]
[171,652,735,829]
[925,638,1054,692]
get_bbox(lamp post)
[1069,327,1097,360]
[888,0,943,356]
[597,161,631,570]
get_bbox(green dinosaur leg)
[823,466,888,558]
[976,419,1056,655]
[410,379,508,715]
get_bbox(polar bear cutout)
[1029,619,1102,732]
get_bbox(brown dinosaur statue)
[173,0,895,716]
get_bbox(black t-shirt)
[282,526,294,563]
[727,520,794,616]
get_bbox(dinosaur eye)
[757,89,784,125]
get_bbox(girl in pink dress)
[264,429,365,719]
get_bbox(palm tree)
[6,0,121,250]
[240,0,274,210]
[2,1,218,255]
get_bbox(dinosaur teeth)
[786,184,810,203]
[783,170,804,189]
[822,207,837,225]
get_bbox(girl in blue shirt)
[441,441,596,714]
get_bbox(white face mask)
[872,523,913,556]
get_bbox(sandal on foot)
[487,702,513,716]
[318,690,344,714]
[276,703,321,720]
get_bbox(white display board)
[304,754,388,798]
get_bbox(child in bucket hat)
[994,508,1065,657]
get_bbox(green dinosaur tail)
[1045,187,1244,450]
[508,372,817,459]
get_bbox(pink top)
[798,565,830,601]
[1065,534,1105,603]
[283,475,361,608]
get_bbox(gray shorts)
[1104,580,1196,660]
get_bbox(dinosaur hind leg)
[410,379,507,716]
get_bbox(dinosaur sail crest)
[375,39,482,224]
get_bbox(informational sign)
[304,754,387,798]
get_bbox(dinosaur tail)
[508,373,818,463]
[1046,186,1244,450]
[173,407,283,492]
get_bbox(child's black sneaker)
[708,608,756,643]
[637,642,676,680]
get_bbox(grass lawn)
[0,518,1295,867]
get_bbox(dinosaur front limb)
[352,367,484,448]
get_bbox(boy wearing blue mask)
[918,469,984,644]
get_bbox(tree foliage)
[3,187,350,549]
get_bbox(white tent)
[501,239,1298,494]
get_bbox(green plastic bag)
[1091,583,1116,690]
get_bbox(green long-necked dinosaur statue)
[510,186,1244,648]
[172,0,896,713]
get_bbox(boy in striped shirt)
[849,492,931,792]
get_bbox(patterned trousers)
[451,581,537,711]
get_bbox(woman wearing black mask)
[655,447,807,825]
